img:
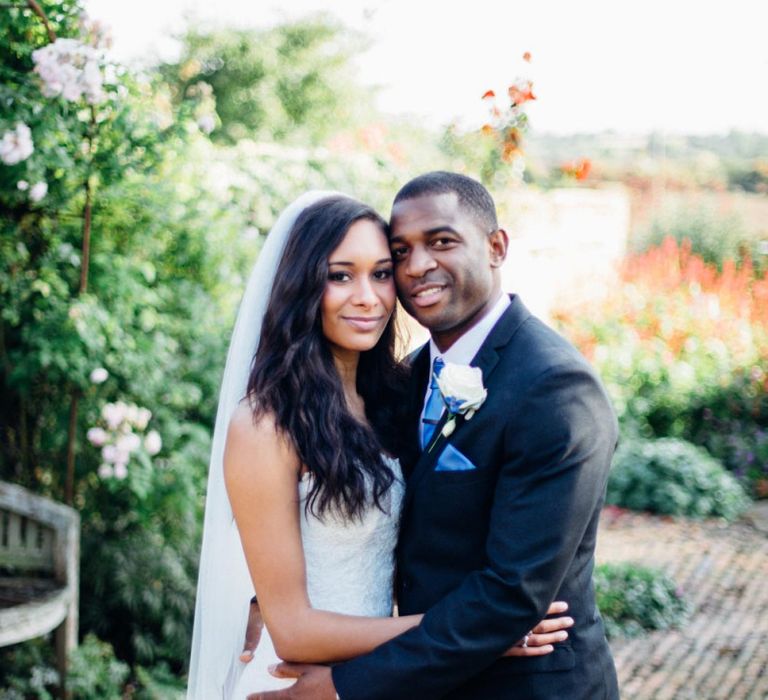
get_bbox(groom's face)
[389,192,506,346]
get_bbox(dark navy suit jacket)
[332,295,620,699]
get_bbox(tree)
[159,16,376,144]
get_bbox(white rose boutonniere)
[431,363,487,447]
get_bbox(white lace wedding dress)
[224,457,404,699]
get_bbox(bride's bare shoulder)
[225,401,298,476]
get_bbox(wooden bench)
[0,481,80,689]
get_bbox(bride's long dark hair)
[246,195,407,520]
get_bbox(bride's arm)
[224,403,422,665]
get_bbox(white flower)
[436,363,487,417]
[87,426,108,446]
[17,180,29,191]
[197,114,216,134]
[135,407,152,431]
[98,463,114,479]
[32,38,107,105]
[116,432,141,453]
[101,401,126,430]
[90,367,108,384]
[29,181,48,202]
[125,403,140,426]
[102,444,118,463]
[114,462,128,480]
[144,430,162,456]
[0,123,34,165]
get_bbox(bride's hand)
[502,601,573,657]
[240,596,264,662]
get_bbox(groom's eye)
[391,246,408,260]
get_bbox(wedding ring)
[522,634,529,648]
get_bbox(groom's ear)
[488,228,509,268]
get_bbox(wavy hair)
[246,196,408,520]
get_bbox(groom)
[250,172,620,699]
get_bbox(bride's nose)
[351,277,378,307]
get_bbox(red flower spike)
[482,90,496,100]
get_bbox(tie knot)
[430,357,444,388]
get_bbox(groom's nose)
[404,244,438,277]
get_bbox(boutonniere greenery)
[428,363,487,451]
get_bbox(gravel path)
[597,508,768,699]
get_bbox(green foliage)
[681,366,768,497]
[0,637,184,699]
[594,562,691,639]
[66,635,130,700]
[634,204,762,273]
[132,663,186,700]
[0,0,229,679]
[0,637,58,700]
[727,160,768,194]
[159,17,374,144]
[608,437,750,520]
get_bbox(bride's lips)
[410,283,448,308]
[342,315,385,331]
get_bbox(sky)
[86,0,768,135]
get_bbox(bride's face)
[321,219,395,354]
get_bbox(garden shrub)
[66,635,130,700]
[555,237,768,495]
[0,637,58,700]
[608,437,749,520]
[682,366,768,497]
[594,562,691,639]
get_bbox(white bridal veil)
[187,191,341,699]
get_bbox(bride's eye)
[373,268,393,281]
[328,271,351,282]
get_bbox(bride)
[187,192,570,699]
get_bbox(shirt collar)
[429,293,510,368]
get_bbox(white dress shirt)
[420,293,511,440]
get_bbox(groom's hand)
[240,596,264,662]
[246,663,337,700]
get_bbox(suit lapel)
[403,295,532,501]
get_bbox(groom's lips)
[409,282,448,308]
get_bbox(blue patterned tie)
[421,357,445,449]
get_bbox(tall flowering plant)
[479,52,536,182]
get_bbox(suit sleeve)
[332,364,618,700]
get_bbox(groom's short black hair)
[392,171,499,234]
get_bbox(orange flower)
[481,124,495,136]
[501,132,522,162]
[508,80,536,106]
[482,90,496,100]
[523,51,532,62]
[561,158,592,181]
